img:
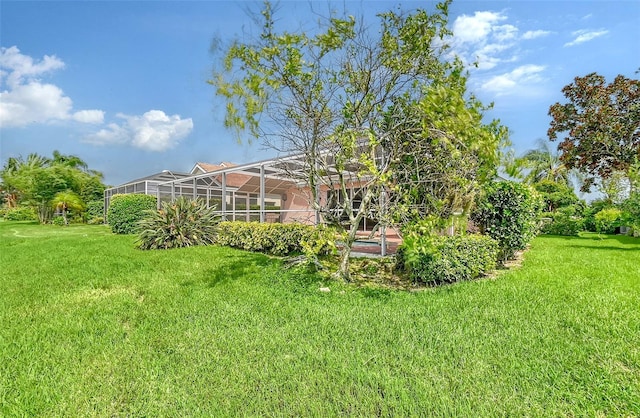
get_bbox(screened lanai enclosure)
[155,156,318,224]
[104,151,392,254]
[104,155,322,226]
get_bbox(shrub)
[595,207,622,234]
[471,181,542,261]
[137,197,220,250]
[397,233,498,285]
[620,192,640,237]
[215,221,335,256]
[107,194,157,234]
[85,200,104,220]
[583,199,614,232]
[51,216,66,226]
[540,206,584,236]
[3,206,38,221]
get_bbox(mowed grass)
[1,221,638,416]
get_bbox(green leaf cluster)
[137,197,220,250]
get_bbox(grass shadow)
[201,252,275,288]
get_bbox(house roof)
[191,161,251,189]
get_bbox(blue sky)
[1,1,638,187]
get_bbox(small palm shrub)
[137,197,220,250]
[107,194,157,234]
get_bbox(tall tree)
[210,1,505,280]
[548,72,640,192]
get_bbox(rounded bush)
[107,194,157,234]
[595,207,622,234]
[471,181,542,261]
[540,206,584,236]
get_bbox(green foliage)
[85,200,104,220]
[595,208,623,234]
[620,192,640,236]
[52,190,85,225]
[107,194,157,234]
[471,181,542,261]
[51,216,66,226]
[210,1,506,281]
[540,206,584,236]
[582,199,613,232]
[533,180,579,212]
[548,72,640,192]
[215,221,335,257]
[0,151,106,224]
[137,197,220,250]
[2,206,37,221]
[397,233,499,285]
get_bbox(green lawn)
[1,221,638,416]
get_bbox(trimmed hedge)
[397,234,499,285]
[107,194,157,234]
[471,181,542,261]
[215,221,335,256]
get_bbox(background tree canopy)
[548,72,640,192]
[0,151,106,223]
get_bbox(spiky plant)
[137,197,220,250]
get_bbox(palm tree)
[52,150,88,172]
[51,190,85,225]
[517,139,573,186]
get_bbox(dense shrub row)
[397,234,499,285]
[215,221,335,256]
[107,194,157,234]
[138,197,220,250]
[2,206,38,221]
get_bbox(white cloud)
[480,64,546,96]
[84,110,193,152]
[452,11,508,44]
[0,45,64,88]
[449,10,552,71]
[449,11,524,69]
[72,110,105,124]
[522,30,551,40]
[564,29,608,47]
[0,46,103,128]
